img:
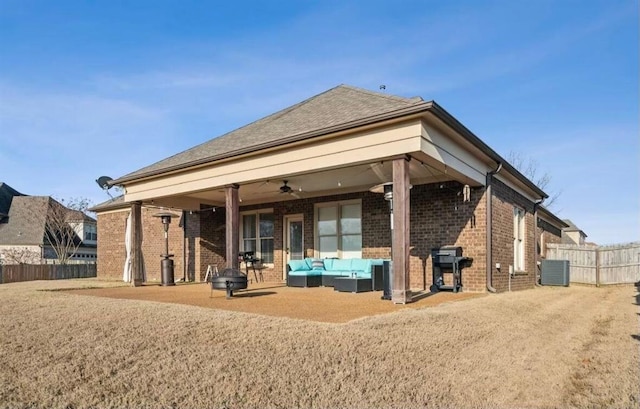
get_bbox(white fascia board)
[124,120,423,202]
[420,122,489,185]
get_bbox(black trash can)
[381,260,392,300]
[161,257,175,286]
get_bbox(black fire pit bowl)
[210,268,248,299]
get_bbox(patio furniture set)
[286,258,385,293]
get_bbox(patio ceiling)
[148,156,468,210]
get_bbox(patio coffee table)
[333,276,372,293]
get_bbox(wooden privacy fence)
[0,263,97,284]
[546,242,640,285]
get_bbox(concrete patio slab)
[68,282,483,323]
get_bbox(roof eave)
[110,99,548,202]
[538,206,569,228]
[427,102,548,200]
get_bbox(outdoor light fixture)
[153,211,179,286]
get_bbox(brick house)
[0,183,97,264]
[97,85,565,302]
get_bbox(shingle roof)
[0,195,94,246]
[0,183,25,216]
[66,209,97,223]
[110,84,548,199]
[89,195,126,212]
[563,219,578,231]
[114,85,425,183]
[0,196,50,245]
[562,219,586,235]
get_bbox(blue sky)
[0,0,637,244]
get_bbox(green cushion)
[288,260,309,272]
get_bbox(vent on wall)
[541,260,570,286]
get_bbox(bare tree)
[44,197,92,264]
[507,151,561,208]
[0,247,41,264]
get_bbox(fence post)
[595,247,600,287]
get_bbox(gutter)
[182,210,187,282]
[486,162,502,293]
[533,198,545,286]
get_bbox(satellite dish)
[96,176,113,190]
[96,176,114,198]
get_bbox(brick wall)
[198,206,226,282]
[99,179,534,293]
[97,207,200,282]
[490,178,536,292]
[96,209,127,280]
[407,182,487,292]
[198,183,487,291]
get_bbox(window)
[84,225,97,241]
[316,201,362,258]
[514,207,525,271]
[240,211,274,264]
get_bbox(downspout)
[533,198,545,286]
[486,162,502,293]
[182,210,187,282]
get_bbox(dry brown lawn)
[0,279,638,409]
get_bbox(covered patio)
[106,85,546,300]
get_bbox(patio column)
[130,201,144,287]
[392,157,411,304]
[225,184,240,270]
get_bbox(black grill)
[430,246,473,293]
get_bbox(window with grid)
[317,201,362,259]
[241,212,274,263]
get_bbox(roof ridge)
[338,84,422,104]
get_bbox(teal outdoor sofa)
[286,258,385,291]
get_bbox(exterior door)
[284,215,304,279]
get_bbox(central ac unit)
[541,259,570,286]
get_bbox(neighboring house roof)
[0,196,51,245]
[66,209,97,223]
[89,195,126,212]
[0,195,95,247]
[110,84,546,199]
[561,218,588,245]
[562,219,587,237]
[0,182,25,217]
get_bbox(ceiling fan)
[279,180,302,199]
